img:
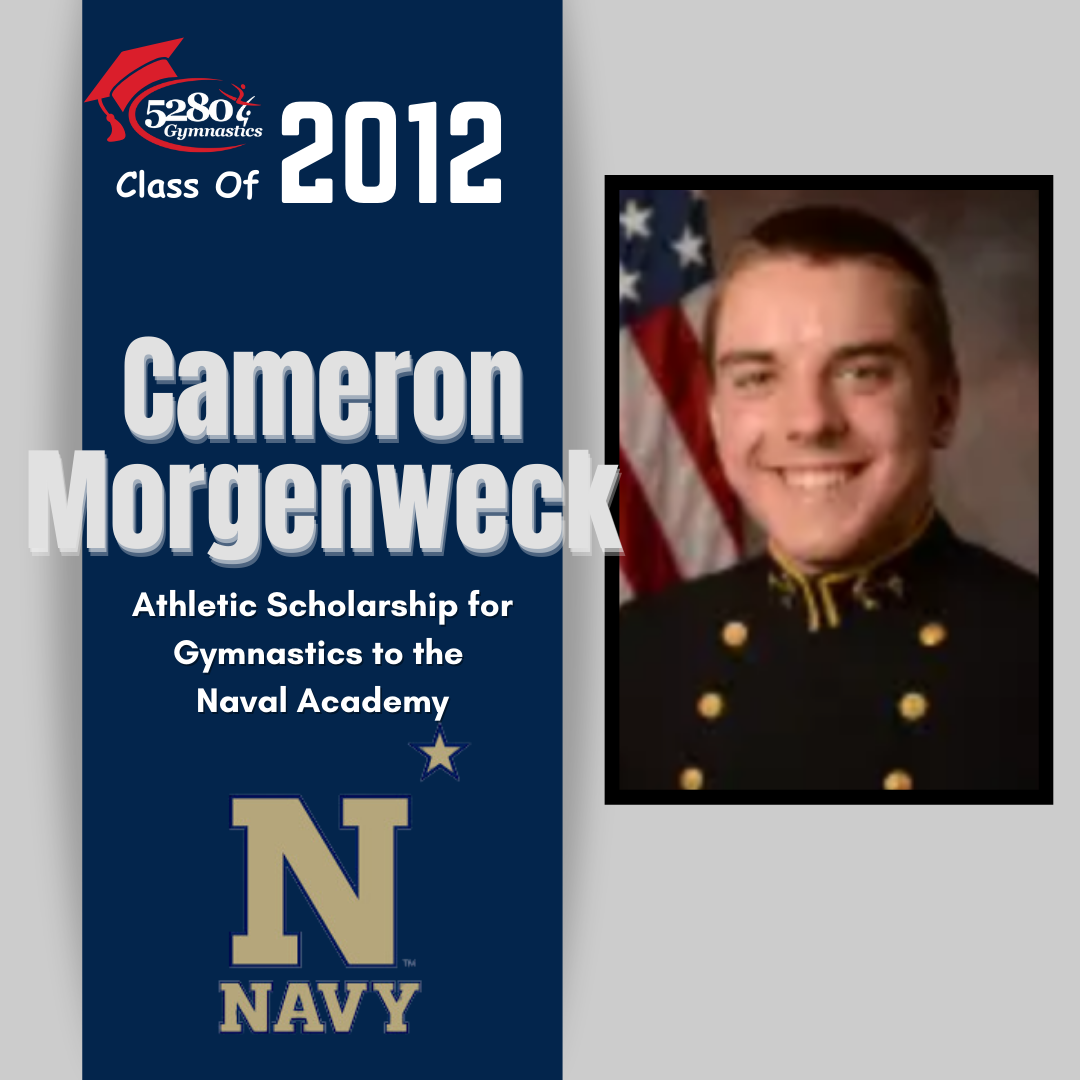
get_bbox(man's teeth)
[778,468,858,491]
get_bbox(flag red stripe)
[629,305,743,552]
[618,449,682,596]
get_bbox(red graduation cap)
[85,38,183,142]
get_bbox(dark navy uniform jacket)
[619,513,1041,792]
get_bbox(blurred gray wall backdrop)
[705,189,1040,574]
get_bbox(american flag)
[618,189,743,604]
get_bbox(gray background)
[2,2,1065,1078]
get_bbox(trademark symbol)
[403,959,416,967]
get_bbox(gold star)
[410,726,469,780]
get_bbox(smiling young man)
[619,205,1041,793]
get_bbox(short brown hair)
[708,204,958,382]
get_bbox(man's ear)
[931,374,961,449]
[708,385,724,452]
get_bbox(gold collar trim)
[767,504,936,632]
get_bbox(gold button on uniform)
[920,622,948,648]
[697,692,725,721]
[884,769,914,791]
[679,767,705,791]
[721,621,749,649]
[898,692,929,723]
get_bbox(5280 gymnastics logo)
[85,37,263,152]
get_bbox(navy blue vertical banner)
[82,4,561,1075]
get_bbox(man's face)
[711,255,959,572]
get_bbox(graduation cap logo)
[85,38,184,142]
[85,39,260,151]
